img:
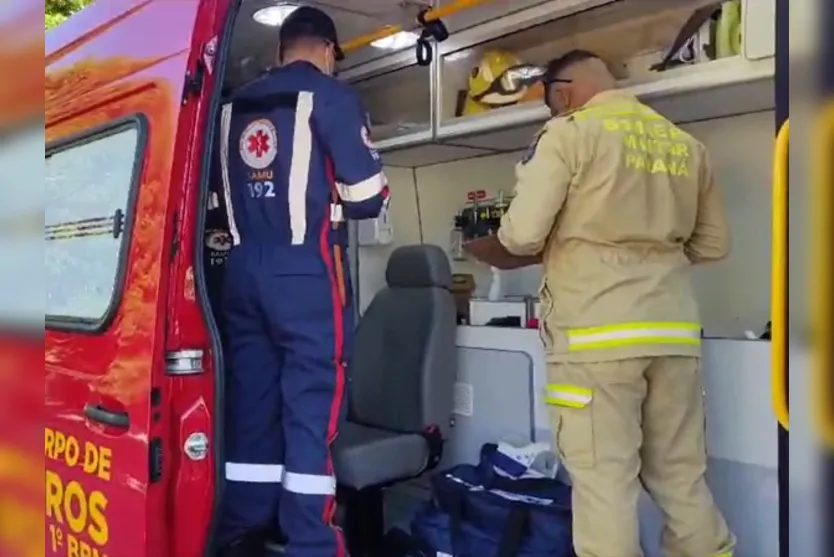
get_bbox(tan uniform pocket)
[546,383,595,468]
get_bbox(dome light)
[371,31,420,50]
[253,4,298,26]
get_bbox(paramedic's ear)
[276,42,285,66]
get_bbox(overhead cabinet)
[347,0,776,166]
[350,58,434,149]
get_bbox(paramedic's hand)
[316,87,389,220]
[684,149,731,264]
[498,118,578,256]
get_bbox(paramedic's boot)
[218,530,270,557]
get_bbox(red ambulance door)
[44,1,215,556]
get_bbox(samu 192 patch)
[239,119,278,170]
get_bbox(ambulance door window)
[45,116,146,331]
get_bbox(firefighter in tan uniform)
[496,50,735,557]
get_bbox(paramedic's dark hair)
[544,49,602,81]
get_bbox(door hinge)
[182,61,205,103]
[149,437,163,483]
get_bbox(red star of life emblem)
[247,130,270,158]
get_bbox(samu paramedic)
[216,7,389,557]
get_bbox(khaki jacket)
[498,90,730,362]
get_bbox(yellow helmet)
[467,49,528,107]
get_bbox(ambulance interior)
[207,1,812,555]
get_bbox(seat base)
[340,486,386,557]
[333,422,428,490]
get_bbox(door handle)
[770,118,789,431]
[84,404,130,429]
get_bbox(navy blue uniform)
[218,61,388,557]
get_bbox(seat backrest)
[348,244,457,437]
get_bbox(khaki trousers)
[546,357,735,557]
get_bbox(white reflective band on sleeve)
[225,462,284,483]
[335,173,385,203]
[289,92,315,245]
[283,471,337,496]
[219,102,241,245]
[544,384,593,408]
[330,203,344,223]
[566,322,701,351]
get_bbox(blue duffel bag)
[410,443,576,557]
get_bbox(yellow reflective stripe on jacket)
[711,551,733,557]
[545,384,592,408]
[566,322,701,351]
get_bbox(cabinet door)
[742,0,776,60]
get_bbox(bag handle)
[443,489,529,557]
[495,505,530,557]
[442,489,467,557]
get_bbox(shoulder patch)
[239,119,278,170]
[361,125,374,148]
[361,125,381,160]
[521,128,546,164]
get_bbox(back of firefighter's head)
[467,49,525,106]
[277,6,344,76]
[543,49,615,116]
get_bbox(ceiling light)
[371,31,420,50]
[253,4,298,26]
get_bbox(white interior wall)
[354,166,420,313]
[684,111,775,337]
[360,109,776,338]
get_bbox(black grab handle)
[84,404,130,429]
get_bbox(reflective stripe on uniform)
[219,102,241,245]
[225,462,284,483]
[335,173,386,203]
[283,471,337,496]
[710,551,733,557]
[545,384,593,408]
[566,321,701,351]
[288,91,315,245]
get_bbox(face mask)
[324,47,336,76]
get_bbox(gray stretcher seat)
[333,423,429,489]
[333,244,457,556]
